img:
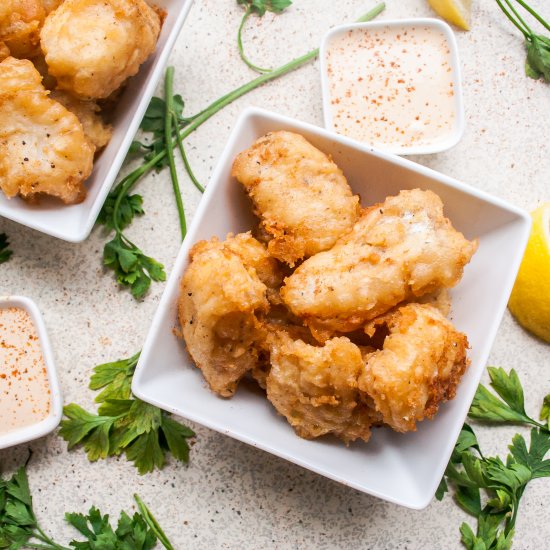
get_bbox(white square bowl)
[0,296,63,450]
[320,18,465,156]
[132,107,531,509]
[0,0,194,242]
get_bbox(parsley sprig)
[495,0,550,81]
[97,2,386,299]
[0,463,174,549]
[437,367,550,549]
[0,233,13,264]
[59,352,195,475]
[236,0,293,73]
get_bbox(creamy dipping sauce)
[0,307,51,435]
[325,24,457,150]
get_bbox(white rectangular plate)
[0,0,194,242]
[132,107,531,509]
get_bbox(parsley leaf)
[496,0,550,82]
[468,367,533,425]
[60,353,195,474]
[1,463,176,549]
[439,368,550,549]
[237,0,292,17]
[541,393,550,430]
[0,233,13,264]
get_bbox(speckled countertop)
[1,0,549,548]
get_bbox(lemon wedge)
[508,203,550,343]
[427,0,472,30]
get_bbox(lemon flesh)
[508,203,550,343]
[428,0,472,30]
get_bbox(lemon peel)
[427,0,472,31]
[508,203,550,343]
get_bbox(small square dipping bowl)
[0,296,63,450]
[0,0,194,242]
[320,18,465,155]
[132,107,530,509]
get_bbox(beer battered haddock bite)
[40,0,161,100]
[179,233,280,397]
[0,0,45,58]
[281,189,478,335]
[358,303,469,433]
[231,131,360,266]
[0,57,94,204]
[266,331,377,443]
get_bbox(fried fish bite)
[358,303,469,433]
[40,0,161,99]
[179,234,272,397]
[42,0,64,14]
[50,90,112,151]
[266,332,376,443]
[231,131,360,266]
[0,42,10,61]
[0,57,94,203]
[0,0,45,58]
[281,189,478,334]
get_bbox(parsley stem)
[496,0,531,38]
[515,0,550,31]
[164,66,187,240]
[237,7,272,73]
[172,112,205,193]
[112,157,160,234]
[356,2,386,22]
[134,494,175,550]
[503,0,534,35]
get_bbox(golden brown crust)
[0,0,45,58]
[281,189,478,334]
[358,303,469,433]
[50,90,112,151]
[40,0,161,99]
[232,131,360,266]
[0,56,94,204]
[266,332,377,443]
[178,234,272,397]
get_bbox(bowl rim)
[0,0,194,243]
[132,106,531,509]
[319,17,466,156]
[0,295,63,449]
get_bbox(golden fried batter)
[0,42,10,61]
[0,0,45,58]
[232,131,360,266]
[50,90,112,151]
[358,303,469,433]
[40,0,161,99]
[42,0,64,14]
[281,189,478,333]
[0,57,94,203]
[266,332,376,443]
[179,235,272,397]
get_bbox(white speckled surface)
[0,0,549,548]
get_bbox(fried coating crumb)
[50,90,112,151]
[232,131,360,266]
[0,42,10,61]
[358,303,469,433]
[178,235,271,397]
[42,0,64,14]
[266,331,376,443]
[40,0,161,99]
[0,57,94,203]
[0,0,45,58]
[281,189,478,334]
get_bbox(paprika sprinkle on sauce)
[324,24,458,150]
[0,307,51,435]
